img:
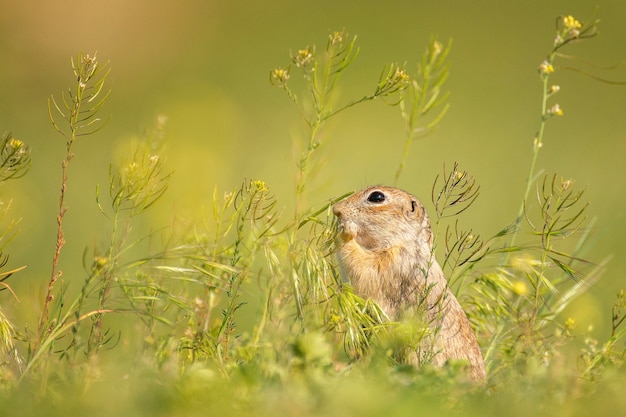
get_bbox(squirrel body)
[333,185,486,381]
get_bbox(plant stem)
[36,52,105,351]
[37,128,77,350]
[394,128,415,186]
[507,51,556,252]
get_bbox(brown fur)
[333,185,486,381]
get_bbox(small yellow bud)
[395,68,410,83]
[565,317,576,330]
[563,15,582,31]
[253,180,267,193]
[539,61,555,75]
[548,103,564,117]
[93,256,109,271]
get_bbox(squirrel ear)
[409,199,424,221]
[410,199,423,219]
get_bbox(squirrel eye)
[367,191,386,203]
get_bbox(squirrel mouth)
[336,219,358,242]
[335,220,378,250]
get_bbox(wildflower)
[149,155,160,166]
[82,53,97,68]
[565,317,576,330]
[548,103,564,116]
[82,53,98,76]
[512,280,529,296]
[377,65,410,95]
[560,178,573,191]
[93,256,109,272]
[329,31,344,46]
[253,180,267,193]
[452,170,464,183]
[9,138,23,149]
[563,15,582,31]
[538,60,555,75]
[270,67,290,86]
[548,85,560,94]
[293,48,314,68]
[394,68,410,83]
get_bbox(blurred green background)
[0,0,624,335]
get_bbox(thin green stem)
[506,51,556,253]
[393,39,450,185]
[87,208,122,353]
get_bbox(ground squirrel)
[333,185,486,381]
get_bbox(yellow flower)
[395,68,409,83]
[329,31,344,46]
[253,180,267,193]
[293,48,314,67]
[549,103,564,116]
[565,317,576,330]
[93,256,109,271]
[512,280,529,296]
[563,15,582,31]
[270,68,289,86]
[538,61,555,75]
[9,138,23,149]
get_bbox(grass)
[0,14,625,417]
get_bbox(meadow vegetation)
[0,15,624,417]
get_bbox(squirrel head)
[333,186,433,251]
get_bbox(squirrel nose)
[332,205,342,218]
